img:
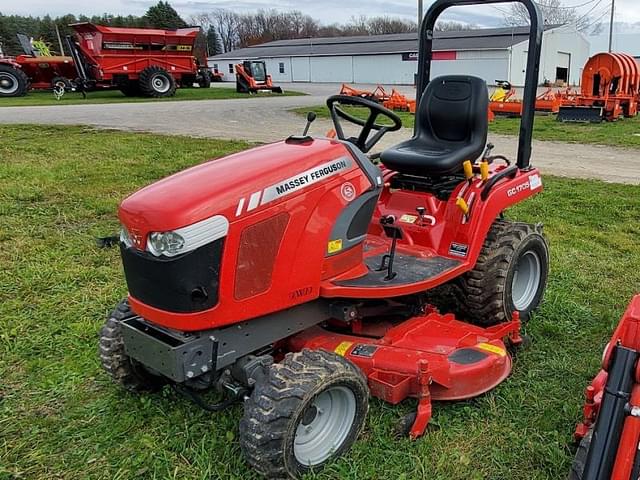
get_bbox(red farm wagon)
[67,23,210,97]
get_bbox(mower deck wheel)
[138,66,177,98]
[0,64,29,97]
[239,349,369,479]
[99,300,166,392]
[455,219,549,326]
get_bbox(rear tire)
[198,70,211,89]
[0,64,29,97]
[239,349,369,479]
[99,299,166,392]
[138,66,176,98]
[455,219,549,326]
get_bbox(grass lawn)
[0,87,304,108]
[2,124,640,480]
[294,105,640,149]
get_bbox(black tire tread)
[138,65,176,98]
[99,300,165,392]
[0,64,30,97]
[453,219,548,326]
[239,349,368,479]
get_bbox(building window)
[229,63,234,74]
[279,62,285,74]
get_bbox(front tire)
[456,219,549,326]
[239,349,369,479]
[138,66,176,98]
[0,64,29,97]
[99,299,166,392]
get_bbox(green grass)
[2,124,640,479]
[294,105,640,149]
[0,87,304,107]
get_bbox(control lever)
[377,215,402,281]
[415,207,436,226]
[302,111,317,136]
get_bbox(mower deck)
[288,309,522,438]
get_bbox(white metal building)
[209,25,589,86]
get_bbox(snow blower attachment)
[558,52,640,123]
[570,296,640,480]
[99,0,548,478]
[235,60,283,94]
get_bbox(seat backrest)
[416,75,488,148]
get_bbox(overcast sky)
[1,0,639,31]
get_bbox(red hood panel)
[118,138,356,234]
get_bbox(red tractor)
[0,34,76,97]
[99,0,547,477]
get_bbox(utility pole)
[608,0,615,52]
[418,0,424,30]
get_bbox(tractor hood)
[118,138,358,237]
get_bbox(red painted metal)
[575,295,640,478]
[121,138,543,330]
[3,55,76,90]
[69,22,200,84]
[288,309,522,438]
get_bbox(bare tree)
[367,16,417,35]
[210,9,240,52]
[503,0,592,31]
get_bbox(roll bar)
[417,0,543,169]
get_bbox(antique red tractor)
[99,0,548,478]
[0,34,76,97]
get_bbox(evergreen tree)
[143,2,187,29]
[206,26,222,55]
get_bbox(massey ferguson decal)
[236,157,353,216]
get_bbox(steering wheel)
[326,95,403,153]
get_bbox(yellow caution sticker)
[399,214,418,224]
[334,341,353,357]
[327,239,343,254]
[477,342,506,357]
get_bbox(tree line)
[0,1,481,58]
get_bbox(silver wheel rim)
[511,250,541,311]
[151,73,170,93]
[294,386,356,466]
[0,72,19,94]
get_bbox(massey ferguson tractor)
[99,0,548,477]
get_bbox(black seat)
[381,75,488,177]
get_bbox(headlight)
[120,227,133,248]
[147,231,185,257]
[143,215,229,258]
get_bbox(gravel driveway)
[1,82,638,184]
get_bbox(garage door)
[292,57,310,82]
[310,56,353,83]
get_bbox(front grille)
[120,239,224,313]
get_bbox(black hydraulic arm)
[417,0,543,170]
[64,35,89,82]
[581,345,638,480]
